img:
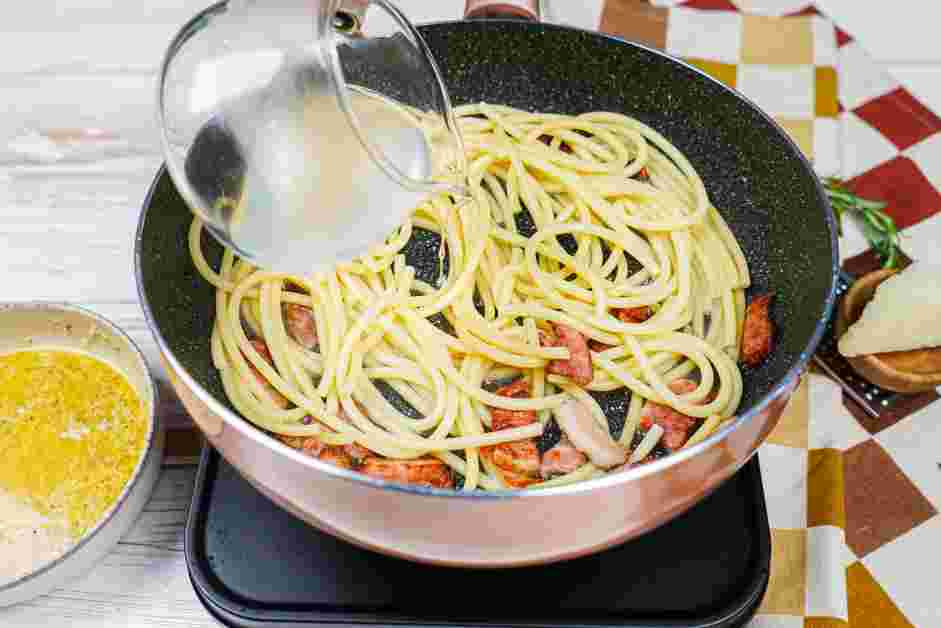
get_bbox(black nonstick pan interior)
[138,20,837,452]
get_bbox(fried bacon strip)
[639,379,703,452]
[282,303,319,350]
[553,397,626,469]
[588,307,653,353]
[277,434,355,470]
[359,457,454,489]
[741,293,775,367]
[245,340,290,409]
[541,323,593,386]
[614,306,652,324]
[277,407,370,470]
[481,380,541,488]
[540,437,588,479]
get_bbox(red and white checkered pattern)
[837,37,941,270]
[618,3,941,626]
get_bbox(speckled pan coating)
[138,20,837,435]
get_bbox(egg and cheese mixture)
[0,488,72,584]
[0,349,148,550]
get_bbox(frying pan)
[135,1,839,567]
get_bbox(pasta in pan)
[189,103,767,491]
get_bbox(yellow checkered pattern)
[657,10,849,626]
[669,10,841,178]
[752,374,849,626]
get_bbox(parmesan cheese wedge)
[838,263,941,357]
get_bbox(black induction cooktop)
[185,446,770,627]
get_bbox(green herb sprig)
[824,178,902,269]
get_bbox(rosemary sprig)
[824,178,902,269]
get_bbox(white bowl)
[0,302,164,608]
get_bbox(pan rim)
[134,17,839,500]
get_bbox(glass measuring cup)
[157,0,465,272]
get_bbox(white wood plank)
[0,0,208,75]
[0,26,181,76]
[0,75,161,163]
[0,169,160,303]
[10,0,205,26]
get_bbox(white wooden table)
[1,1,939,625]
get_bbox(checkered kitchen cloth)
[607,3,941,627]
[604,4,851,625]
[234,1,940,625]
[605,0,841,179]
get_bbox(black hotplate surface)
[185,447,770,627]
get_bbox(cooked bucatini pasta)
[189,103,757,491]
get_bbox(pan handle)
[464,0,540,21]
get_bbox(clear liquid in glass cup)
[158,0,464,273]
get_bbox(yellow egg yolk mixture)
[0,349,148,539]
